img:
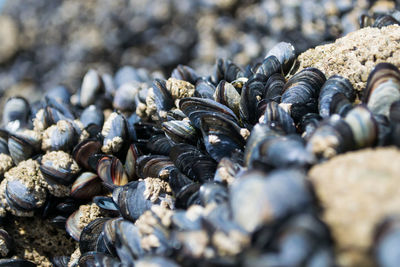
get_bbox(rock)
[0,15,18,63]
[295,25,400,95]
[308,147,400,267]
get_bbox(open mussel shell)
[200,113,245,162]
[170,144,216,183]
[179,97,239,129]
[125,143,140,180]
[319,75,355,118]
[230,169,313,233]
[72,138,102,170]
[71,172,102,200]
[2,97,30,126]
[162,120,197,145]
[80,105,104,128]
[97,155,129,189]
[363,63,400,117]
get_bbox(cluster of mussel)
[0,39,399,266]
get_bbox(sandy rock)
[0,15,18,63]
[308,147,400,267]
[296,25,400,95]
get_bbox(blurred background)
[0,0,397,95]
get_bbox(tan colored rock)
[296,25,400,95]
[308,147,400,267]
[0,15,18,63]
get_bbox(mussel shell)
[80,105,105,128]
[134,257,179,267]
[80,69,105,107]
[175,183,201,209]
[214,80,241,118]
[39,162,78,186]
[199,182,228,206]
[364,63,400,117]
[373,14,400,28]
[344,105,378,148]
[179,97,239,129]
[307,115,355,158]
[167,168,193,195]
[262,101,296,134]
[43,120,78,152]
[80,217,109,254]
[2,97,30,126]
[5,180,45,212]
[114,219,144,263]
[373,216,400,267]
[230,169,313,233]
[255,55,282,79]
[200,113,245,162]
[97,156,129,188]
[102,113,127,154]
[170,144,216,183]
[78,251,118,267]
[0,259,36,267]
[72,138,102,170]
[195,78,215,100]
[8,134,36,164]
[66,209,83,241]
[244,123,284,167]
[146,134,173,155]
[264,73,285,103]
[0,229,13,257]
[51,255,70,267]
[265,42,296,75]
[239,74,268,126]
[162,120,197,145]
[102,217,123,256]
[136,155,176,180]
[319,75,355,118]
[153,78,174,112]
[71,172,102,200]
[172,64,199,85]
[390,100,400,123]
[125,143,140,180]
[113,82,139,112]
[116,182,153,221]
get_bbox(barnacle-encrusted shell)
[166,78,195,100]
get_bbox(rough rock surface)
[308,147,400,267]
[296,25,400,95]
